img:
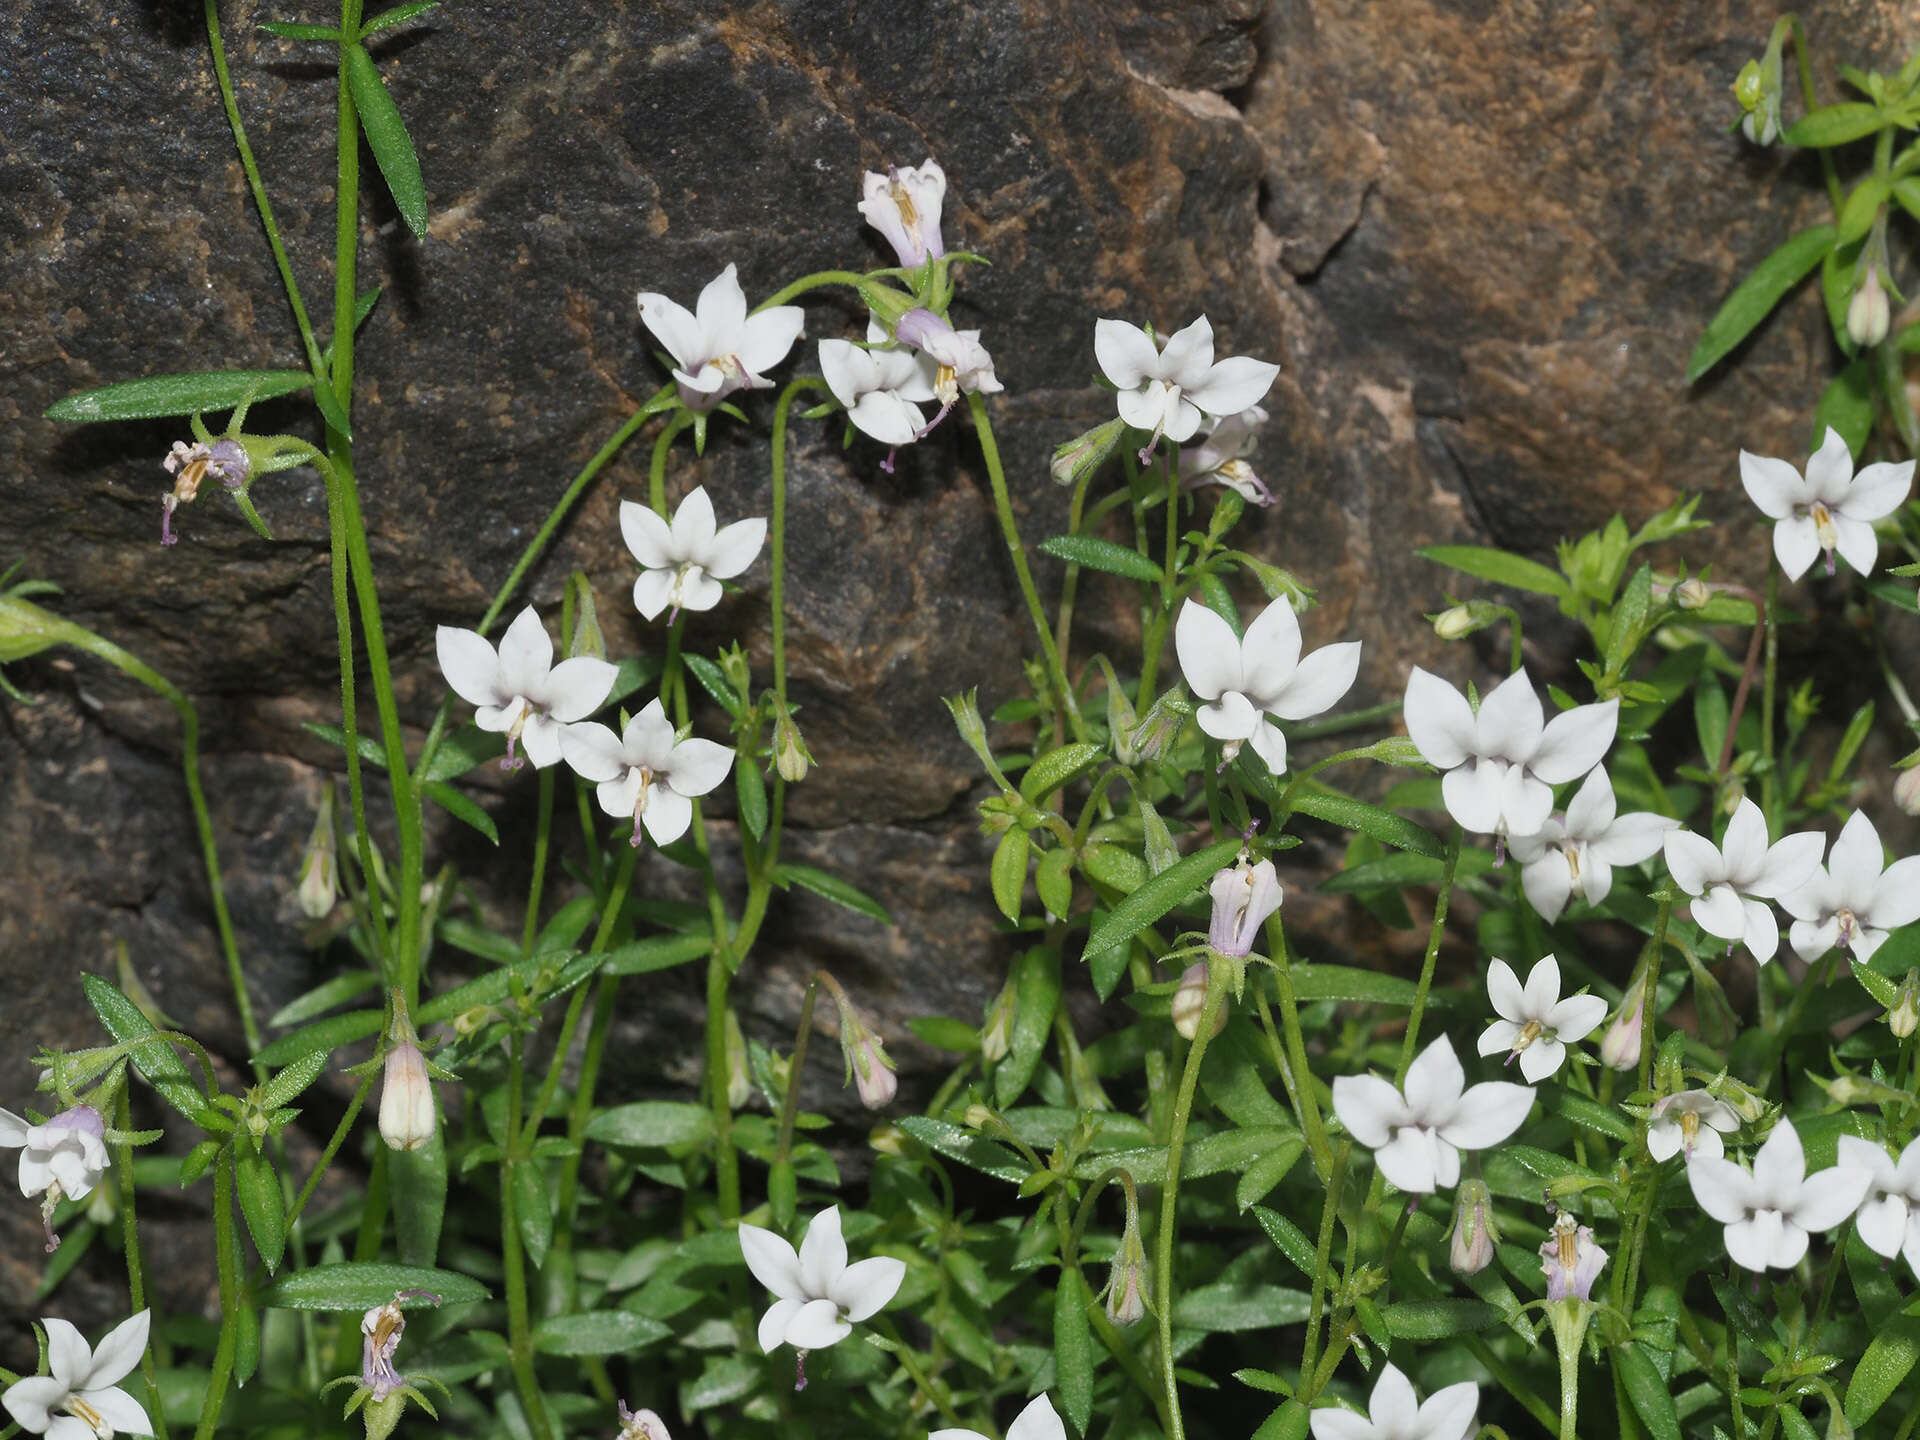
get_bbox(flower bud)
[1432,605,1477,640]
[824,982,897,1110]
[1850,264,1892,349]
[1170,962,1225,1040]
[723,1008,755,1110]
[1448,1178,1497,1276]
[1673,577,1712,611]
[618,1401,673,1440]
[1599,978,1645,1072]
[1104,1188,1150,1325]
[771,697,812,784]
[869,1123,908,1156]
[980,977,1018,1062]
[1051,417,1129,489]
[1125,688,1192,766]
[963,1103,995,1129]
[1888,971,1920,1039]
[567,574,608,662]
[378,1041,437,1152]
[296,792,339,921]
[1894,766,1920,817]
[1208,853,1283,958]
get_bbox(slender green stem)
[286,1072,376,1230]
[500,1033,553,1440]
[1761,562,1779,828]
[1266,921,1332,1180]
[1395,829,1462,1086]
[759,269,873,308]
[1779,15,1845,213]
[1287,700,1405,742]
[1300,1140,1349,1384]
[1054,460,1097,686]
[193,1152,240,1440]
[522,767,555,955]
[772,976,822,1171]
[1636,892,1673,1099]
[704,948,742,1221]
[770,378,828,705]
[115,1091,168,1440]
[877,1320,964,1428]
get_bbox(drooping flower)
[620,485,767,622]
[435,606,619,770]
[1306,1361,1478,1440]
[1687,1118,1871,1272]
[892,309,1003,433]
[1475,955,1608,1083]
[638,264,806,412]
[1662,798,1824,964]
[1207,851,1284,956]
[1780,810,1920,964]
[1448,1177,1497,1276]
[1597,976,1644,1072]
[1332,1035,1534,1195]
[2,1309,151,1440]
[377,1041,436,1153]
[0,1105,109,1204]
[616,1402,672,1440]
[1509,766,1678,923]
[1094,315,1280,455]
[857,160,946,268]
[1175,597,1361,773]
[738,1206,906,1354]
[1849,262,1892,348]
[1402,667,1618,841]
[1179,406,1273,506]
[559,699,735,849]
[1837,1135,1920,1277]
[1646,1090,1741,1164]
[159,438,250,547]
[1739,427,1913,581]
[931,1394,1067,1440]
[1539,1212,1607,1301]
[819,338,938,447]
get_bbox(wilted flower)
[1740,427,1914,581]
[1448,1177,1498,1276]
[1476,955,1607,1083]
[1780,810,1920,964]
[1647,1090,1741,1163]
[1179,406,1273,506]
[638,263,806,412]
[1837,1135,1920,1277]
[1509,766,1678,923]
[858,159,946,268]
[160,437,249,547]
[1175,597,1361,773]
[892,308,1002,430]
[1687,1118,1871,1271]
[1332,1035,1534,1195]
[1094,315,1279,456]
[616,1402,672,1440]
[1539,1211,1607,1301]
[1402,667,1617,842]
[1306,1362,1478,1440]
[1663,798,1824,963]
[560,699,735,849]
[1207,852,1284,957]
[932,1394,1067,1440]
[435,606,619,770]
[0,1105,110,1236]
[738,1206,906,1355]
[360,1298,407,1401]
[620,486,767,622]
[1,1309,150,1440]
[1170,962,1225,1041]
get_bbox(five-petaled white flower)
[1662,798,1824,964]
[436,607,619,771]
[1402,667,1618,841]
[857,159,947,268]
[0,1105,109,1202]
[1837,1135,1920,1277]
[1307,1361,1478,1440]
[1179,406,1273,506]
[1476,955,1607,1083]
[932,1394,1065,1440]
[560,699,734,849]
[620,486,767,622]
[1687,1118,1870,1272]
[1332,1035,1534,1195]
[2,1309,152,1440]
[1781,810,1920,964]
[1094,315,1279,454]
[638,263,806,412]
[820,338,938,447]
[1175,597,1361,774]
[738,1206,906,1354]
[1646,1090,1741,1164]
[1739,427,1913,581]
[1509,766,1678,923]
[1540,1211,1607,1302]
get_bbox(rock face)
[2,0,1912,1321]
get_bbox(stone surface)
[4,0,1918,1332]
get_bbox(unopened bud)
[869,1123,908,1156]
[1104,1185,1150,1325]
[1894,765,1920,817]
[824,980,897,1110]
[1849,264,1892,349]
[723,1008,755,1110]
[0,594,83,665]
[378,1016,437,1153]
[1599,977,1645,1072]
[296,791,339,921]
[1889,971,1920,1039]
[1125,689,1192,766]
[1714,1074,1768,1123]
[1448,1178,1497,1276]
[1432,605,1477,640]
[1170,962,1225,1040]
[963,1104,995,1130]
[980,977,1018,1062]
[772,697,812,784]
[567,573,608,661]
[1673,577,1712,611]
[1050,417,1128,488]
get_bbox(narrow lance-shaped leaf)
[1687,224,1836,383]
[46,370,314,423]
[344,43,429,238]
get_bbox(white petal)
[1478,1019,1522,1057]
[1689,883,1747,942]
[0,1109,30,1148]
[1740,897,1781,963]
[819,338,871,409]
[1157,315,1216,385]
[737,1223,805,1301]
[1374,1126,1442,1194]
[543,657,619,723]
[1580,855,1615,907]
[1238,597,1302,699]
[757,1296,802,1352]
[519,714,567,770]
[1723,1213,1783,1272]
[1833,515,1881,577]
[1828,811,1886,897]
[1402,668,1478,770]
[1500,768,1555,838]
[559,722,626,784]
[496,607,554,700]
[671,487,719,554]
[666,737,735,798]
[1647,1120,1682,1163]
[1791,1166,1873,1232]
[847,390,924,446]
[677,570,725,613]
[1196,690,1259,742]
[1005,1394,1068,1440]
[620,499,677,570]
[1805,426,1856,496]
[83,1312,150,1391]
[622,701,678,769]
[75,1386,149,1437]
[1415,1382,1481,1440]
[1187,355,1280,418]
[1870,857,1920,929]
[1174,600,1244,702]
[43,1319,92,1389]
[1438,1082,1535,1150]
[632,568,676,621]
[1247,716,1290,775]
[1689,1128,1726,1162]
[799,1207,848,1296]
[1663,830,1724,895]
[1773,515,1821,581]
[1687,1157,1756,1224]
[1518,1037,1565,1082]
[737,306,806,376]
[1530,701,1618,784]
[1521,955,1563,1017]
[1563,767,1617,838]
[3,1376,66,1432]
[1750,832,1823,898]
[1857,1194,1909,1259]
[1474,669,1545,763]
[1094,318,1162,390]
[1267,642,1360,721]
[1739,451,1807,519]
[1545,993,1608,1043]
[596,775,638,821]
[1403,1036,1466,1117]
[1485,958,1527,1023]
[1521,854,1573,924]
[1752,1120,1807,1204]
[1839,459,1915,521]
[1441,760,1507,835]
[637,290,704,371]
[830,1255,906,1322]
[639,786,694,847]
[1306,1407,1376,1440]
[1116,382,1172,433]
[1367,1364,1421,1433]
[701,518,766,580]
[694,264,748,347]
[1590,811,1678,867]
[785,1298,853,1350]
[1331,1074,1407,1149]
[436,626,507,709]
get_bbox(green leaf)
[1538,1087,1634,1141]
[1054,1267,1096,1435]
[1417,544,1571,600]
[907,1016,978,1053]
[259,1262,487,1310]
[1235,1145,1301,1210]
[532,1311,670,1357]
[1895,176,1920,229]
[1251,1401,1312,1440]
[1838,176,1892,244]
[80,974,212,1124]
[995,948,1061,1108]
[600,933,713,977]
[683,654,742,718]
[268,970,380,1028]
[770,864,890,923]
[1019,743,1104,802]
[585,1101,713,1149]
[1073,1127,1294,1185]
[1251,1207,1318,1278]
[343,44,429,238]
[258,21,343,39]
[1173,1282,1311,1331]
[1812,356,1875,459]
[359,0,440,34]
[1038,534,1165,584]
[1845,1313,1920,1427]
[259,1049,332,1109]
[1035,846,1074,920]
[896,1116,1028,1183]
[1381,1299,1499,1340]
[991,828,1030,922]
[513,1160,552,1269]
[46,369,315,423]
[1783,104,1887,147]
[1082,838,1243,963]
[1289,790,1445,858]
[423,780,498,844]
[390,1131,448,1267]
[253,1010,383,1066]
[235,1150,288,1274]
[1617,1341,1682,1440]
[1687,224,1836,383]
[736,760,767,841]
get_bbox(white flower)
[932,1394,1065,1440]
[1179,406,1273,506]
[560,699,734,849]
[1475,955,1607,1083]
[1307,1361,1478,1440]
[1837,1135,1920,1276]
[1739,427,1913,581]
[377,1042,436,1153]
[857,159,946,268]
[619,486,767,621]
[1540,1212,1607,1301]
[1646,1090,1741,1164]
[1175,597,1361,773]
[0,1105,109,1202]
[1094,315,1279,452]
[1208,852,1284,956]
[435,606,618,770]
[737,1206,905,1353]
[1331,1035,1534,1195]
[616,1402,671,1440]
[1402,667,1618,840]
[893,309,1003,413]
[1509,767,1678,922]
[2,1309,152,1440]
[638,263,806,412]
[1780,810,1920,964]
[1662,798,1824,964]
[1687,1118,1871,1272]
[819,338,937,446]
